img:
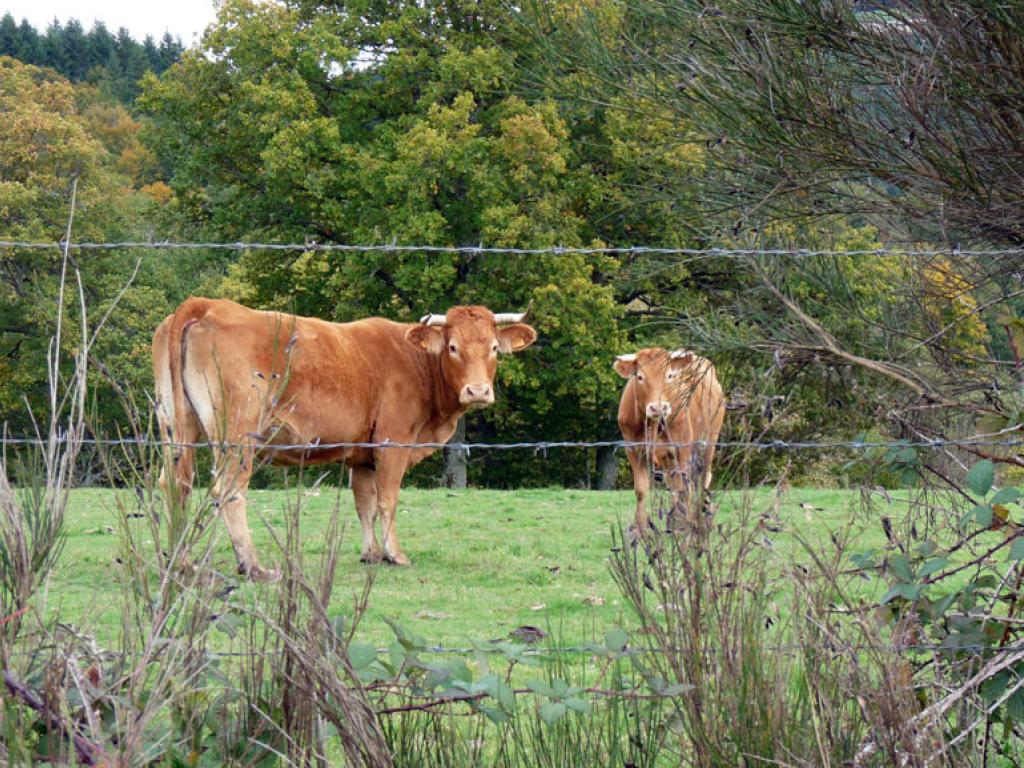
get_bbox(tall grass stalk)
[610,480,872,767]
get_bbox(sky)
[2,0,219,43]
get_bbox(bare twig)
[4,670,103,766]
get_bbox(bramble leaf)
[967,460,995,497]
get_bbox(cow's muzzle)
[646,401,671,419]
[460,383,494,407]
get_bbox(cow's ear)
[406,324,445,354]
[497,323,537,353]
[613,355,637,378]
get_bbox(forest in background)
[0,14,182,101]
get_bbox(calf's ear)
[406,324,445,354]
[613,355,637,378]
[669,349,695,370]
[496,323,537,353]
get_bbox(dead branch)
[4,670,103,766]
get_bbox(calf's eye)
[449,344,458,354]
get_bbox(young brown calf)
[615,348,725,530]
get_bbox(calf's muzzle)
[646,401,672,419]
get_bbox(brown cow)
[153,298,536,580]
[614,348,725,530]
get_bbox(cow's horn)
[493,312,526,324]
[420,314,447,326]
[669,349,692,359]
[494,300,533,325]
[616,353,637,362]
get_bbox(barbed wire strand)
[0,435,1020,451]
[418,642,1024,656]
[2,240,1023,258]
[187,642,1024,659]
[15,638,1024,659]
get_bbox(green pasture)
[45,485,916,649]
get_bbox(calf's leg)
[625,447,652,531]
[701,401,725,490]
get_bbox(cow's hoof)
[384,553,411,566]
[360,551,384,565]
[244,564,281,583]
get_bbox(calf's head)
[614,347,695,421]
[406,306,537,408]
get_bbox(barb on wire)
[2,239,1023,259]
[0,435,1021,452]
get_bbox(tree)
[41,18,67,73]
[15,19,42,64]
[535,0,1024,253]
[156,33,181,71]
[86,22,116,77]
[60,18,87,80]
[141,35,159,71]
[517,1,1024,480]
[0,58,198,445]
[0,14,18,56]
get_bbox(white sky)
[2,0,219,43]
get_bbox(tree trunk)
[595,445,619,490]
[443,417,467,489]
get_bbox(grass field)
[15,482,1014,767]
[49,485,896,649]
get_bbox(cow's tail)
[153,297,208,500]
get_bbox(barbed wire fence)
[7,236,1019,457]
[5,238,1024,257]
[5,242,1024,768]
[9,204,1024,761]
[4,236,1024,659]
[4,236,1021,498]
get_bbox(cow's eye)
[637,372,645,382]
[448,343,458,355]
[491,342,498,353]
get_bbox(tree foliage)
[140,0,713,486]
[0,57,199,446]
[530,0,1024,251]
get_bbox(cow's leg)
[625,447,652,531]
[352,466,383,563]
[179,322,280,582]
[211,447,278,582]
[374,448,412,566]
[165,408,202,506]
[157,415,200,508]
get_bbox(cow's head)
[614,347,696,421]
[406,305,537,408]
